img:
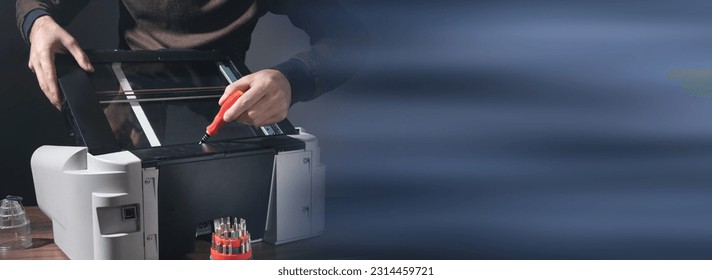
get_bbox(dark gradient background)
[2,1,712,259]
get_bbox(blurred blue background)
[2,1,712,259]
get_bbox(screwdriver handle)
[206,90,244,137]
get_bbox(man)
[16,0,366,127]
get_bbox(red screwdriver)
[198,90,244,144]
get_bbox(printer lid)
[56,50,299,157]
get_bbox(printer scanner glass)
[87,61,256,150]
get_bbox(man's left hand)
[219,69,292,127]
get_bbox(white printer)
[30,50,325,259]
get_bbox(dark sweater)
[15,0,367,104]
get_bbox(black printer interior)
[88,60,254,150]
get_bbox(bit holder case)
[211,217,252,260]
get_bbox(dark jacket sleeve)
[268,0,368,105]
[16,0,91,43]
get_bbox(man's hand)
[28,16,94,110]
[219,69,292,127]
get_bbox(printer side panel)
[292,130,326,236]
[265,130,326,245]
[275,150,313,241]
[31,146,145,259]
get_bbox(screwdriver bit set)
[210,217,252,260]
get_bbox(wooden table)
[0,206,67,260]
[0,206,282,260]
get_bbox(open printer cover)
[30,50,325,259]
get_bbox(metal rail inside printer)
[31,50,325,259]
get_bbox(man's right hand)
[28,15,94,110]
